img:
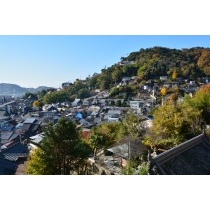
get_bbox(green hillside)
[37,46,210,103]
[87,46,210,90]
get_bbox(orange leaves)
[197,49,210,76]
[197,83,210,94]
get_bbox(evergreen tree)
[27,118,91,175]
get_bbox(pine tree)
[26,118,91,175]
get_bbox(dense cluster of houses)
[1,74,210,175]
[0,86,155,174]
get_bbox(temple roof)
[152,133,210,175]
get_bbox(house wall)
[121,158,128,167]
[108,117,120,122]
[130,101,140,108]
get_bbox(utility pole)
[128,140,130,160]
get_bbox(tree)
[122,110,144,139]
[88,122,123,155]
[190,83,210,124]
[160,87,167,105]
[23,92,38,100]
[26,118,91,175]
[172,69,177,80]
[88,74,99,90]
[33,100,40,107]
[77,88,90,99]
[89,134,104,157]
[197,49,210,76]
[111,68,122,84]
[122,161,149,175]
[143,100,202,150]
[160,87,167,96]
[110,100,115,106]
[26,148,50,175]
[116,100,122,107]
[43,90,69,104]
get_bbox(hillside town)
[1,71,210,175]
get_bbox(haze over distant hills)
[0,83,53,95]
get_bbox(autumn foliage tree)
[89,122,122,154]
[172,69,177,80]
[190,83,210,124]
[143,100,202,150]
[160,87,167,96]
[160,87,167,105]
[197,49,210,76]
[33,100,40,107]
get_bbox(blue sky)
[1,35,210,88]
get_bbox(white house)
[108,116,120,122]
[129,101,141,109]
[160,76,168,81]
[122,77,131,83]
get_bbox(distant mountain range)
[0,83,53,95]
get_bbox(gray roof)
[152,133,210,175]
[94,117,101,124]
[0,101,15,108]
[1,131,13,141]
[8,133,19,141]
[23,118,36,124]
[107,109,121,115]
[31,124,40,132]
[30,133,44,144]
[22,123,31,131]
[72,99,81,103]
[107,140,145,159]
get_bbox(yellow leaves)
[142,137,152,147]
[26,148,46,175]
[172,70,177,80]
[160,87,167,96]
[148,100,202,150]
[33,100,40,107]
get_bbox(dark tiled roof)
[2,142,28,154]
[1,131,13,141]
[21,119,41,133]
[9,133,20,141]
[30,123,40,132]
[0,158,18,175]
[107,140,146,159]
[22,123,32,131]
[152,133,210,175]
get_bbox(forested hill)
[23,47,210,104]
[87,47,210,90]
